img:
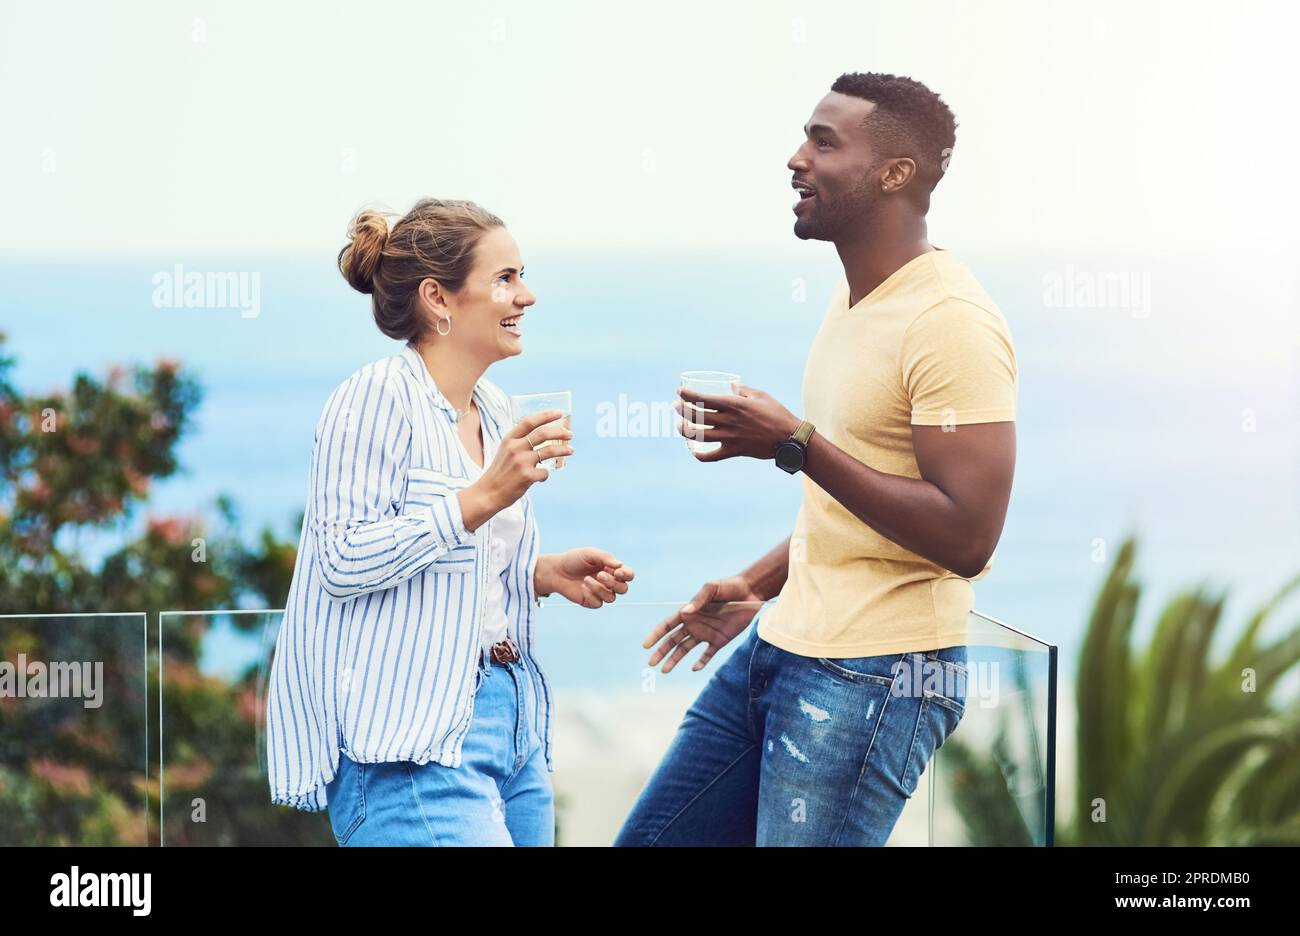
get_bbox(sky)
[2,0,1298,259]
[2,0,1297,643]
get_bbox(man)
[614,72,1018,846]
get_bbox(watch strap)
[791,419,815,445]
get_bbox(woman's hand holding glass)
[459,409,573,531]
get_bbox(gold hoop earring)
[435,315,452,337]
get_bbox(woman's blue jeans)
[615,623,968,846]
[325,654,553,846]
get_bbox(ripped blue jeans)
[614,622,967,846]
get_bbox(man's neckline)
[844,246,945,312]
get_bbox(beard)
[793,175,880,242]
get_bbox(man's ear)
[879,157,918,193]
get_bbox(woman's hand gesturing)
[536,548,635,608]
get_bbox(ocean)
[5,247,1297,691]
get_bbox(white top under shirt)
[462,414,526,649]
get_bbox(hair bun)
[338,209,390,295]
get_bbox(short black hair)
[830,72,957,197]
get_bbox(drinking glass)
[679,371,740,455]
[511,391,573,469]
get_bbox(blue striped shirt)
[266,342,553,811]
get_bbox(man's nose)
[788,146,810,172]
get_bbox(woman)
[266,199,634,846]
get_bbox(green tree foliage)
[0,335,325,844]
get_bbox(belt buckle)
[490,638,520,665]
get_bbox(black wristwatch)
[775,420,816,474]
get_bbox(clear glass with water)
[511,390,573,469]
[679,371,740,455]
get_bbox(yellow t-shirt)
[758,249,1018,658]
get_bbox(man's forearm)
[801,433,987,578]
[738,536,791,601]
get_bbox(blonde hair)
[337,198,504,341]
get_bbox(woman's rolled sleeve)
[310,370,473,600]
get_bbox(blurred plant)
[946,534,1300,845]
[940,653,1043,846]
[1074,537,1300,844]
[0,334,323,844]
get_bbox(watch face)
[775,442,804,473]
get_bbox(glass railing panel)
[926,610,1057,846]
[538,599,763,846]
[158,609,332,845]
[155,601,1054,846]
[535,599,1056,846]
